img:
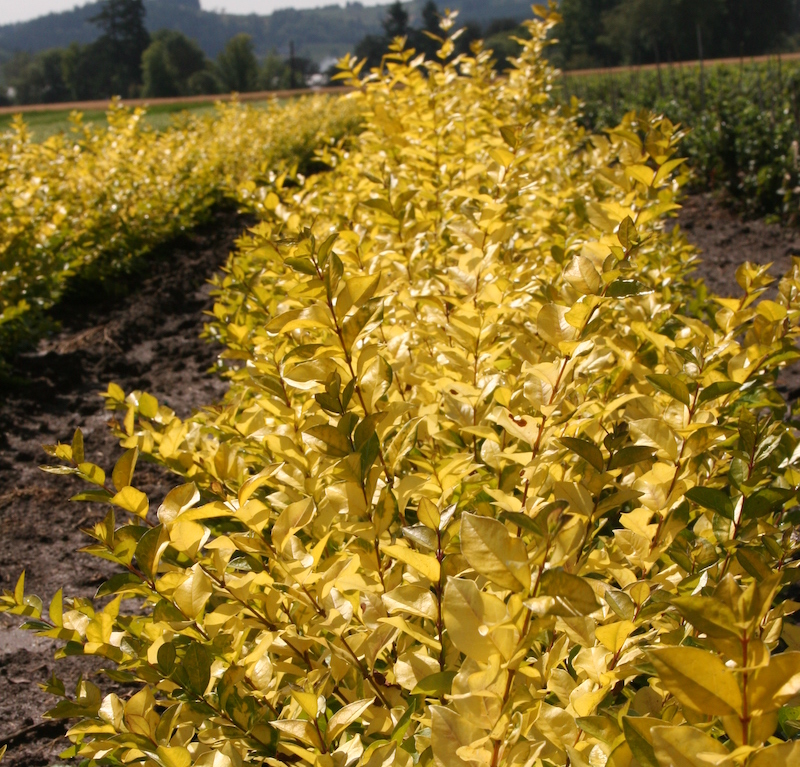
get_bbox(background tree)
[382,1,409,39]
[259,51,290,91]
[552,0,619,69]
[142,30,208,97]
[216,34,259,92]
[89,0,150,96]
[4,49,69,104]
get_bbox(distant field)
[0,86,350,141]
[0,100,264,141]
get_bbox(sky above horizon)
[0,0,389,25]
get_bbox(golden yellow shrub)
[4,8,800,767]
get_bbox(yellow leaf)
[326,698,374,742]
[626,164,656,187]
[112,448,138,492]
[270,719,324,750]
[651,726,733,767]
[443,577,514,662]
[156,746,192,767]
[595,621,635,653]
[460,513,531,592]
[381,542,440,582]
[173,565,213,619]
[538,303,577,347]
[647,647,741,716]
[112,486,149,518]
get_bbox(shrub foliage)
[0,96,359,355]
[4,7,800,767]
[562,58,800,220]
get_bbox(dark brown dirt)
[675,192,800,400]
[0,193,798,767]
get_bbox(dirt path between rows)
[0,193,799,767]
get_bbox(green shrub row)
[561,58,800,220]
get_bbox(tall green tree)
[90,0,150,96]
[383,1,409,39]
[216,34,259,93]
[553,0,620,69]
[4,49,69,104]
[142,30,208,98]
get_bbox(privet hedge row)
[3,7,800,767]
[561,57,800,221]
[0,96,359,355]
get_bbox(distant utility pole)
[290,40,296,90]
[696,23,705,110]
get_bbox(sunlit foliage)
[0,96,359,354]
[4,7,800,767]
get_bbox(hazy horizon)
[0,0,390,25]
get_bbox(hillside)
[0,0,535,62]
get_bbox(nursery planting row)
[3,9,800,767]
[562,57,800,220]
[0,96,359,360]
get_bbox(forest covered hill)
[0,0,534,62]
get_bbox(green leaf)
[71,489,114,503]
[697,380,740,405]
[157,642,176,675]
[577,715,621,745]
[305,424,351,457]
[315,392,344,414]
[685,487,734,520]
[609,446,656,469]
[317,232,339,263]
[362,197,396,217]
[499,511,540,534]
[779,705,800,738]
[412,671,457,696]
[180,643,211,696]
[72,429,84,465]
[500,125,518,149]
[605,589,635,621]
[536,570,600,616]
[560,437,604,472]
[617,216,639,249]
[134,524,169,581]
[95,572,144,598]
[622,716,660,767]
[647,374,691,407]
[285,257,318,275]
[743,487,794,519]
[607,279,650,297]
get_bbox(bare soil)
[0,193,799,766]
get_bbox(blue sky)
[0,0,388,25]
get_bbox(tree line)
[5,0,798,107]
[1,0,318,106]
[553,0,800,71]
[352,1,527,73]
